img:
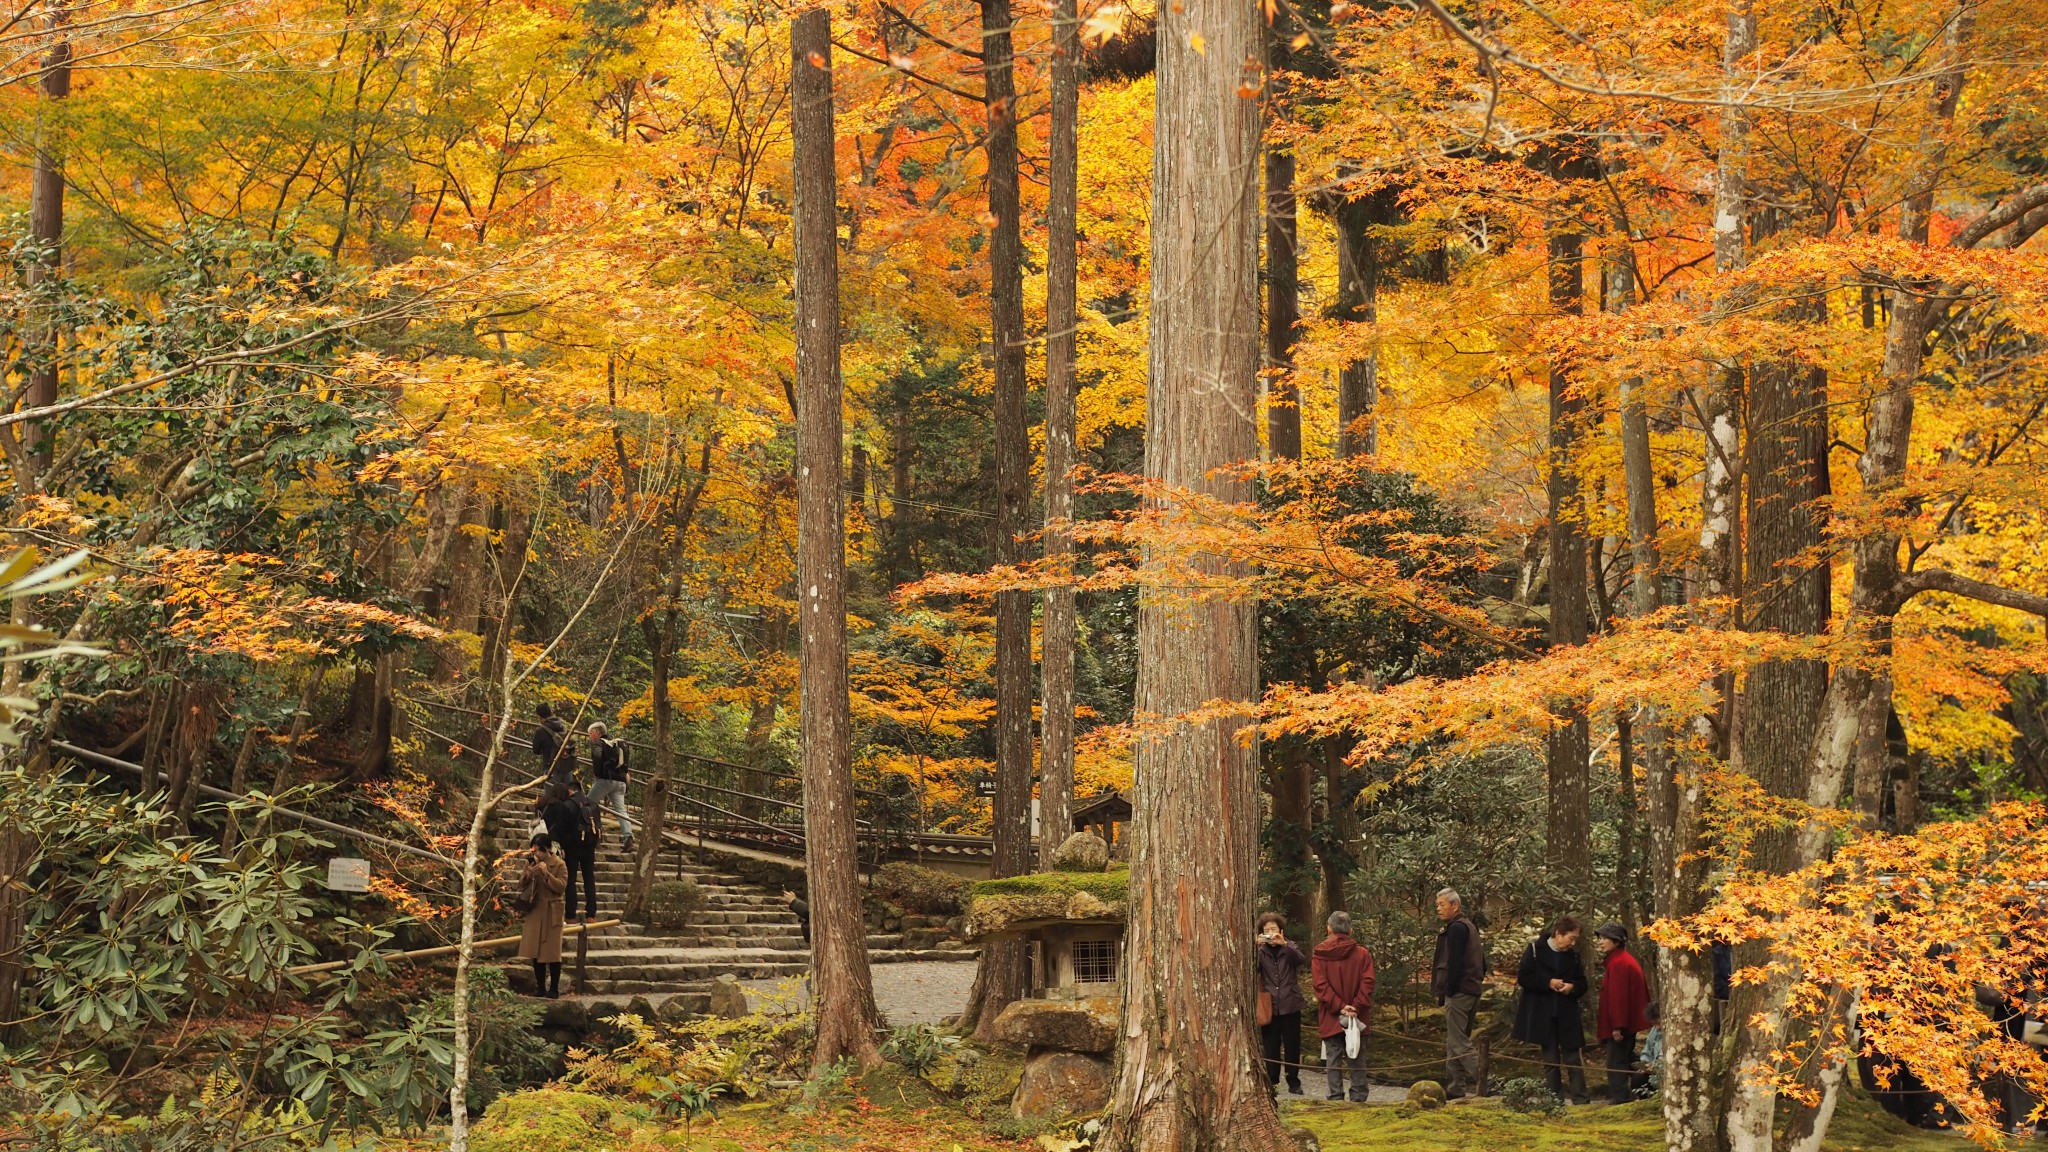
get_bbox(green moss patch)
[971,869,1128,900]
[964,870,1128,938]
[469,1089,618,1152]
[1284,1086,1961,1152]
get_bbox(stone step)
[561,917,795,935]
[585,912,797,932]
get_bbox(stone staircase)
[491,819,976,1011]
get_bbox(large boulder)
[1048,831,1110,872]
[540,998,590,1031]
[706,973,751,1019]
[992,998,1117,1054]
[1012,1050,1112,1121]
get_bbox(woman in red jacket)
[1594,922,1652,1105]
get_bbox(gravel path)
[698,957,980,1024]
[870,958,980,1026]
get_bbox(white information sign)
[326,857,371,893]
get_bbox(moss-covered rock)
[991,998,1117,1053]
[1047,831,1109,872]
[873,861,972,914]
[1405,1080,1448,1110]
[469,1089,614,1152]
[963,870,1128,939]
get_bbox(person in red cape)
[1594,922,1653,1105]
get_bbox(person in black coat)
[533,703,575,783]
[541,778,600,921]
[1513,915,1590,1104]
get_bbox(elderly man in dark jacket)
[1514,915,1590,1105]
[1432,887,1488,1099]
[1257,912,1308,1096]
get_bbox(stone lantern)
[962,830,1125,1122]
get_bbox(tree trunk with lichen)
[1039,0,1080,873]
[791,9,881,1072]
[1098,0,1289,1142]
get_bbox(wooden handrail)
[54,741,461,867]
[287,919,624,977]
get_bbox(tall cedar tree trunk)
[1099,0,1290,1141]
[1659,8,1753,1148]
[434,494,490,683]
[973,0,1035,1034]
[1320,192,1372,915]
[1264,31,1312,931]
[0,26,74,1012]
[1614,251,1668,948]
[628,443,718,918]
[22,8,69,473]
[1264,145,1301,458]
[1544,223,1592,896]
[1318,743,1352,917]
[1333,199,1378,457]
[1726,227,1833,1152]
[790,11,882,1071]
[1039,0,1079,871]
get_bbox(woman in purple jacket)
[1257,911,1309,1096]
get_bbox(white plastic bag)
[1343,1014,1362,1059]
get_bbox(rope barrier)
[1253,1018,1652,1078]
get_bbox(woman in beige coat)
[515,833,568,998]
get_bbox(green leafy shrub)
[1501,1077,1563,1116]
[880,1023,960,1076]
[643,877,704,930]
[469,1089,615,1152]
[873,862,971,915]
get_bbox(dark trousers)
[530,959,561,997]
[1541,1040,1588,1104]
[1322,1034,1370,1102]
[1261,1012,1302,1090]
[565,847,597,918]
[1606,1032,1636,1105]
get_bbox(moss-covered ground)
[1282,1092,1966,1152]
[444,1058,1971,1152]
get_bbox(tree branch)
[879,2,982,59]
[831,37,983,102]
[1954,183,2048,249]
[1899,568,2048,617]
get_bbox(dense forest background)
[1,0,2046,1143]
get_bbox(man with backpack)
[586,722,635,853]
[533,703,575,783]
[541,779,600,920]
